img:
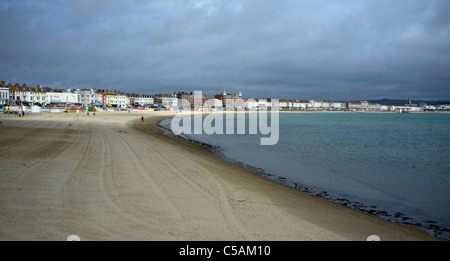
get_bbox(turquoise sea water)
[161,113,450,239]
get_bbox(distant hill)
[369,99,450,105]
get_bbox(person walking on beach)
[141,116,144,123]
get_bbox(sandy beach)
[0,111,437,241]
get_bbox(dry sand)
[0,111,437,240]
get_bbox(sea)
[159,112,450,239]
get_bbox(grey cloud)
[0,0,449,100]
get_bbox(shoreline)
[156,119,447,239]
[138,112,440,240]
[0,111,439,240]
[156,112,449,240]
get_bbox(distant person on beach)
[141,116,144,123]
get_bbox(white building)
[76,89,102,106]
[46,90,80,104]
[203,98,223,110]
[348,101,365,110]
[368,103,381,111]
[409,106,423,112]
[308,100,330,110]
[331,102,347,110]
[105,94,128,108]
[7,85,47,105]
[133,95,154,107]
[8,86,31,105]
[0,87,9,105]
[391,106,412,113]
[33,88,48,105]
[166,97,178,108]
[258,99,271,109]
[245,99,259,110]
[154,96,178,108]
[292,101,308,110]
[279,100,293,110]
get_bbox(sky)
[0,0,449,100]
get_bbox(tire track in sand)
[93,123,188,238]
[129,121,254,240]
[169,148,255,240]
[0,121,84,239]
[5,123,80,208]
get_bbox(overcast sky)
[1,0,449,100]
